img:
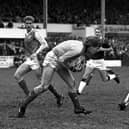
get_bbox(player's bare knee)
[14,72,23,82]
[14,72,20,80]
[34,84,48,94]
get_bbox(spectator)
[6,20,13,28]
[0,19,4,28]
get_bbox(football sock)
[124,93,129,105]
[68,92,81,109]
[108,74,116,80]
[23,90,38,107]
[48,84,61,98]
[78,81,87,94]
[18,79,29,96]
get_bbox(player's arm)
[34,31,49,55]
[98,46,113,51]
[98,42,113,52]
[58,50,79,63]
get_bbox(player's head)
[95,28,103,39]
[84,36,101,55]
[24,16,35,31]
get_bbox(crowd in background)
[0,34,128,61]
[0,0,129,25]
[0,33,129,63]
[0,0,128,63]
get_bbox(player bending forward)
[14,16,64,107]
[17,37,101,118]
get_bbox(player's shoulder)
[33,29,45,39]
[62,40,83,44]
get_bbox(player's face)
[96,29,102,39]
[25,20,33,31]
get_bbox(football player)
[77,33,120,95]
[14,16,64,107]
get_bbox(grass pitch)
[0,67,129,129]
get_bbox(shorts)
[24,56,40,70]
[86,59,109,70]
[43,51,58,68]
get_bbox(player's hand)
[57,58,67,68]
[98,47,113,52]
[58,57,65,63]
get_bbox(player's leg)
[34,67,42,81]
[17,51,63,117]
[17,65,55,117]
[98,69,120,84]
[118,91,129,111]
[106,69,120,84]
[35,65,64,107]
[98,69,109,81]
[14,63,31,96]
[96,59,120,83]
[57,65,92,115]
[48,84,64,107]
[94,59,110,82]
[77,64,94,95]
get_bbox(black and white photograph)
[0,0,129,129]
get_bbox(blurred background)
[0,0,129,66]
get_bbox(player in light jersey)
[17,37,101,117]
[14,16,64,107]
[77,35,120,95]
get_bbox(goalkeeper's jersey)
[24,29,48,56]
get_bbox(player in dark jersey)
[14,16,64,107]
[77,37,120,94]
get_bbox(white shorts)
[43,51,58,68]
[86,59,109,70]
[24,56,40,70]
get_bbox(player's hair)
[84,36,101,47]
[23,16,35,22]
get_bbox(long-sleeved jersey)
[52,40,84,62]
